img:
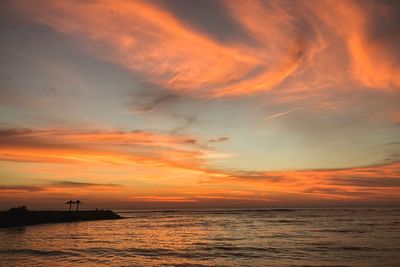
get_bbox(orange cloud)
[1,123,399,207]
[196,161,400,204]
[309,0,400,89]
[1,156,399,207]
[0,128,197,149]
[8,0,399,99]
[0,127,216,174]
[9,0,259,97]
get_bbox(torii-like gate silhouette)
[75,200,83,211]
[65,200,76,211]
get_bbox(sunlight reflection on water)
[0,209,399,266]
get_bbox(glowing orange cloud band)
[1,127,399,205]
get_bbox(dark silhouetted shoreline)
[0,207,121,228]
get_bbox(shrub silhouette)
[6,206,29,220]
[7,206,28,215]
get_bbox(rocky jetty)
[0,206,121,228]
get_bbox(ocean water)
[0,209,399,266]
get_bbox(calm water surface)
[0,209,399,266]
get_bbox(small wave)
[269,233,294,238]
[357,223,376,226]
[0,248,79,257]
[274,219,307,223]
[197,244,280,254]
[333,219,355,222]
[204,237,246,241]
[161,264,213,267]
[306,245,374,252]
[80,247,172,257]
[294,265,350,267]
[338,246,374,251]
[74,245,281,260]
[83,240,116,244]
[316,228,367,234]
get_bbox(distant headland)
[0,205,122,228]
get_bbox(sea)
[0,208,399,266]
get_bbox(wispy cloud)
[0,185,43,193]
[0,181,122,193]
[129,91,181,114]
[309,0,400,89]
[0,126,225,174]
[8,0,399,99]
[208,136,230,143]
[265,108,302,121]
[1,159,399,206]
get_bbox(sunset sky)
[0,0,399,209]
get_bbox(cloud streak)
[265,108,302,121]
[0,127,231,175]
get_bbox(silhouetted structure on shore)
[76,200,83,211]
[65,200,75,211]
